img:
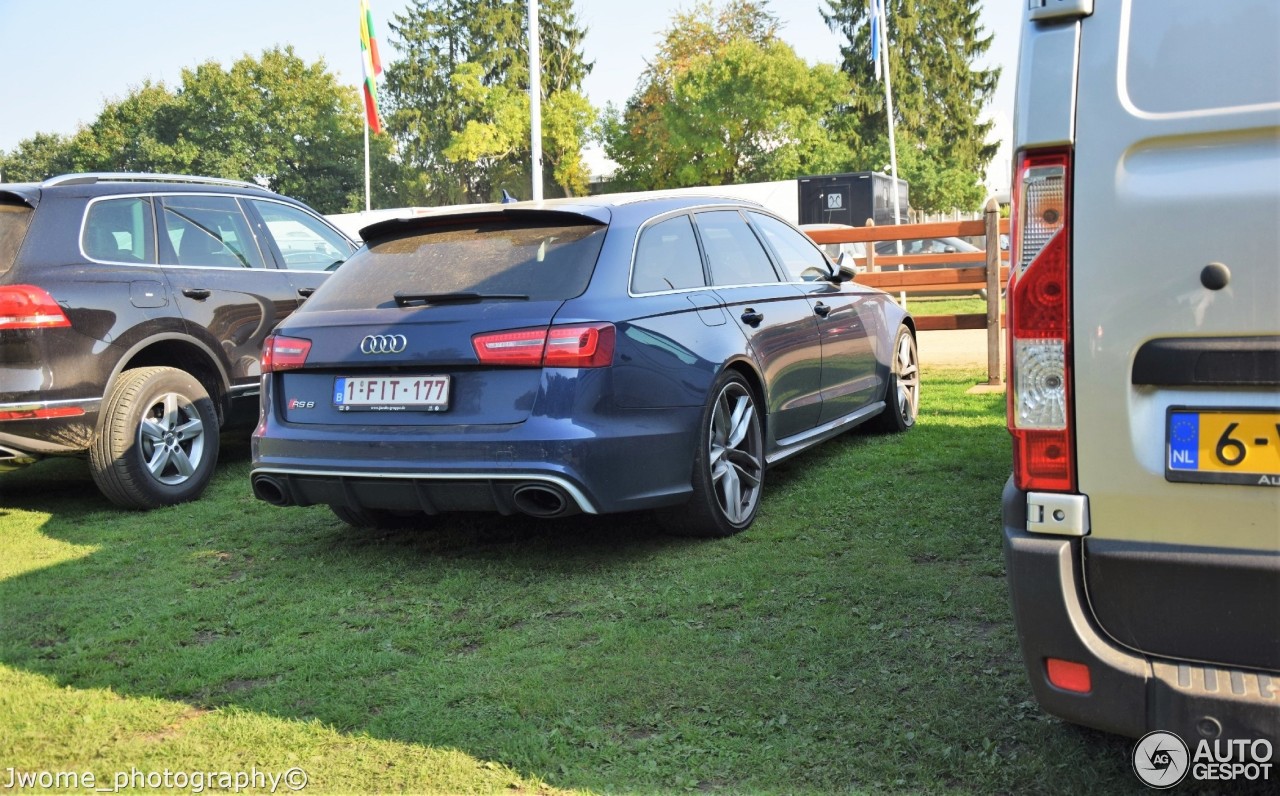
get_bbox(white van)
[1003,0,1278,742]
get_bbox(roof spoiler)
[359,206,611,242]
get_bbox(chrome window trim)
[79,194,161,267]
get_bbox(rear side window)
[82,197,155,264]
[0,203,34,276]
[694,210,780,287]
[158,195,265,268]
[306,219,607,310]
[631,214,706,293]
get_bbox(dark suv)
[0,173,355,508]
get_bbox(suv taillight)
[262,334,312,373]
[473,323,615,368]
[1007,148,1075,492]
[0,285,71,330]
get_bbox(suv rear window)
[307,219,607,310]
[0,202,34,276]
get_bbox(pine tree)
[823,0,999,212]
[382,0,594,204]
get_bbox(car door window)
[631,214,706,293]
[158,195,266,268]
[249,199,353,272]
[748,212,832,282]
[695,210,779,287]
[82,197,155,264]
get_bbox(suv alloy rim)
[137,392,208,485]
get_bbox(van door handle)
[814,302,832,317]
[741,309,764,327]
[181,288,211,300]
[298,287,316,298]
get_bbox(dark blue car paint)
[250,195,912,520]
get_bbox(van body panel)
[1006,0,1280,738]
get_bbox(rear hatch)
[1071,1,1279,671]
[270,210,608,427]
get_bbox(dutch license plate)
[333,375,450,412]
[1166,408,1280,486]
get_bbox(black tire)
[331,505,427,530]
[89,366,221,509]
[660,371,765,538]
[868,325,920,433]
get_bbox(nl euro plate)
[1166,408,1280,486]
[334,375,450,412]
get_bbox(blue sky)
[0,0,1019,191]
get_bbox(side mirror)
[944,245,957,254]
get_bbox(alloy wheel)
[137,392,208,485]
[708,381,763,524]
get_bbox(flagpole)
[875,0,906,306]
[364,112,371,213]
[528,0,543,201]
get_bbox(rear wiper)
[394,292,530,307]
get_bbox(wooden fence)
[805,199,1009,385]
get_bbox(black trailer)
[797,172,909,227]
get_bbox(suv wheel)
[89,367,220,509]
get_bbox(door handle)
[740,309,764,327]
[814,302,832,318]
[181,288,211,300]
[298,287,316,298]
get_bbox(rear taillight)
[1008,148,1074,492]
[473,323,615,368]
[0,285,71,330]
[262,334,312,373]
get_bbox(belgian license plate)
[1166,408,1280,486]
[333,375,450,412]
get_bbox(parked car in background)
[0,173,356,508]
[1004,0,1278,743]
[250,196,919,537]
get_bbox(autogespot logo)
[360,334,407,355]
[1133,731,1190,789]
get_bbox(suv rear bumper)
[1001,477,1279,742]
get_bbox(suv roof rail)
[42,172,268,191]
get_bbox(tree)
[3,48,396,214]
[0,132,76,182]
[602,0,852,189]
[823,0,999,213]
[382,0,595,204]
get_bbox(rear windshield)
[306,219,607,310]
[0,202,34,276]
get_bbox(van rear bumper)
[1001,477,1279,742]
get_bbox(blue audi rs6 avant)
[249,195,918,537]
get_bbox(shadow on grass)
[0,374,1138,793]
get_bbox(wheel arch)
[107,335,232,424]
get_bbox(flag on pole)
[869,0,883,81]
[360,0,383,134]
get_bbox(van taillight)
[1008,149,1074,492]
[0,285,71,330]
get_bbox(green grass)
[0,369,1137,794]
[899,297,989,317]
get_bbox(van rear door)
[1071,0,1280,671]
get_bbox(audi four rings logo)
[360,334,408,354]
